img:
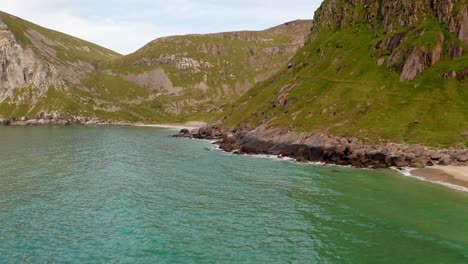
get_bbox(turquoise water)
[0,126,467,263]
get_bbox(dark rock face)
[177,125,468,169]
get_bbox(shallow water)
[0,126,467,263]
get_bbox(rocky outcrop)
[443,68,468,81]
[177,125,468,169]
[0,19,59,103]
[0,111,104,126]
[315,0,467,81]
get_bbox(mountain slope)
[0,11,121,118]
[0,11,312,123]
[100,20,313,121]
[221,0,468,147]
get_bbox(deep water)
[0,126,467,263]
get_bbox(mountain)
[0,11,312,122]
[220,0,468,147]
[100,20,312,121]
[0,11,120,118]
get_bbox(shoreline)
[133,121,207,130]
[409,166,468,191]
[1,119,207,130]
[3,120,467,191]
[176,125,468,192]
[207,138,468,192]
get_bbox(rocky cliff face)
[0,19,59,104]
[314,0,467,81]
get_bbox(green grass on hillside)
[222,27,468,147]
[0,11,120,63]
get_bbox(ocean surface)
[0,126,467,263]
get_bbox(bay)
[0,126,467,263]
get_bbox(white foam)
[207,142,468,192]
[391,167,468,192]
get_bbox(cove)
[0,126,467,263]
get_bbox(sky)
[0,0,322,55]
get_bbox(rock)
[335,145,347,155]
[400,48,430,81]
[178,129,191,137]
[198,127,209,137]
[392,157,409,167]
[404,152,416,159]
[449,45,464,59]
[223,133,237,144]
[458,155,468,162]
[309,147,324,161]
[430,151,442,160]
[372,152,387,162]
[409,144,425,154]
[377,58,385,66]
[438,158,453,166]
[373,163,388,169]
[190,128,200,137]
[413,163,425,169]
[443,71,457,79]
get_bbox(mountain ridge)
[0,10,312,122]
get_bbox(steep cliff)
[221,0,468,147]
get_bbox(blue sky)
[0,0,322,54]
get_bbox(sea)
[0,126,467,263]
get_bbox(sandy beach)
[132,121,207,130]
[410,166,468,190]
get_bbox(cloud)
[0,0,321,54]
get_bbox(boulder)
[404,152,416,160]
[392,157,409,167]
[438,159,451,166]
[223,133,237,144]
[409,144,425,154]
[309,147,324,161]
[430,151,442,160]
[335,145,347,155]
[178,129,191,137]
[457,155,468,162]
[372,152,387,162]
